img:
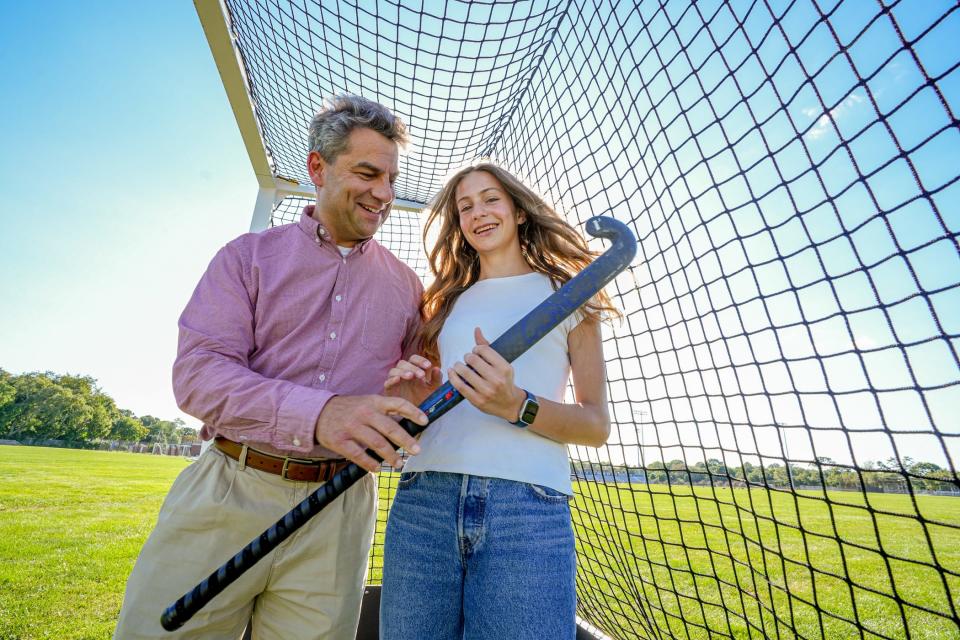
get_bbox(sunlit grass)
[1,446,957,639]
[572,482,960,640]
[0,445,189,640]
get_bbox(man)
[114,95,426,639]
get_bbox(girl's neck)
[477,246,532,280]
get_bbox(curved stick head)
[585,215,637,261]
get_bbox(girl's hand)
[384,354,443,405]
[448,327,526,422]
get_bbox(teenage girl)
[379,163,618,639]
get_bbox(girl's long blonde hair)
[419,163,620,362]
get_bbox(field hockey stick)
[161,215,637,631]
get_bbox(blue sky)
[0,1,956,470]
[480,0,960,469]
[0,2,257,427]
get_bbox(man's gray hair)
[307,95,408,161]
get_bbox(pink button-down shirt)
[173,206,423,458]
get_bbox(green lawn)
[572,483,960,640]
[1,445,958,639]
[0,446,189,640]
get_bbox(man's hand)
[315,395,427,472]
[447,327,526,422]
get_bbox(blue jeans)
[380,471,576,640]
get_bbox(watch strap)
[512,389,539,428]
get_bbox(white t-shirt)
[403,272,581,494]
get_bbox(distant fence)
[572,468,960,496]
[2,438,202,457]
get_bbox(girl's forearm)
[524,395,610,448]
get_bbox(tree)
[907,461,953,491]
[0,372,103,440]
[706,458,728,478]
[176,425,199,443]
[110,409,147,442]
[0,370,200,447]
[647,461,667,484]
[141,415,184,443]
[54,374,114,441]
[0,369,15,411]
[764,463,788,487]
[667,459,689,485]
[689,461,709,485]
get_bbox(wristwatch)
[512,389,539,428]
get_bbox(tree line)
[0,369,197,446]
[572,456,958,493]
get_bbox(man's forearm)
[174,346,334,454]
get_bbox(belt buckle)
[280,456,315,481]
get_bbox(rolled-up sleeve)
[172,239,332,454]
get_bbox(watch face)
[520,399,539,424]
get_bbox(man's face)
[308,127,400,247]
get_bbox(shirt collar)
[299,205,374,254]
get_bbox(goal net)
[205,1,959,637]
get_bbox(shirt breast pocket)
[360,295,406,363]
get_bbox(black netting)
[271,197,430,278]
[222,1,960,638]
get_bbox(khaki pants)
[114,447,376,639]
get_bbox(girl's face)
[455,171,524,255]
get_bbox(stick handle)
[161,215,636,631]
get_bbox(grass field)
[572,483,960,639]
[1,445,958,639]
[0,446,189,640]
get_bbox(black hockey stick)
[161,215,636,631]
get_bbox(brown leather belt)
[214,436,349,483]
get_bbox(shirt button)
[318,373,326,382]
[292,437,301,447]
[335,294,342,302]
[318,227,327,236]
[329,331,336,339]
[314,237,320,243]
